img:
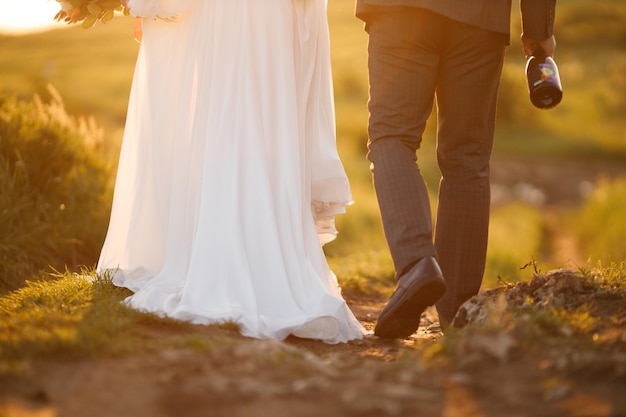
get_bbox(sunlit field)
[2,6,626,415]
[1,0,625,293]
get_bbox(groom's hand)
[521,34,557,58]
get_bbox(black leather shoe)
[374,256,447,339]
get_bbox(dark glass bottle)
[525,53,563,109]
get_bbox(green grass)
[0,87,114,291]
[0,272,136,367]
[328,249,394,300]
[571,178,626,262]
[483,203,547,287]
[0,271,240,374]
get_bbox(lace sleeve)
[127,0,196,19]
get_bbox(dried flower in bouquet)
[54,0,131,29]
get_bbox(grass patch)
[329,249,394,300]
[0,87,114,292]
[0,271,240,375]
[571,177,626,262]
[0,272,132,370]
[483,202,547,287]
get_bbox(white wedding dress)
[97,0,364,343]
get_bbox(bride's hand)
[133,18,143,43]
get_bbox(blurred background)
[1,0,625,294]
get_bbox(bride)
[97,0,364,343]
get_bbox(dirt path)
[490,155,625,207]
[3,283,625,417]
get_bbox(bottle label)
[534,63,558,87]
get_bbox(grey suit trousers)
[365,9,507,322]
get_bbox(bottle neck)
[531,50,547,61]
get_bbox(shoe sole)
[374,278,446,339]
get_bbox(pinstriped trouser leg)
[433,19,507,322]
[366,10,441,278]
[365,9,507,322]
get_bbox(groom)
[356,0,557,338]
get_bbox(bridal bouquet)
[54,0,130,28]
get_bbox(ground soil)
[2,157,625,417]
[2,271,625,417]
